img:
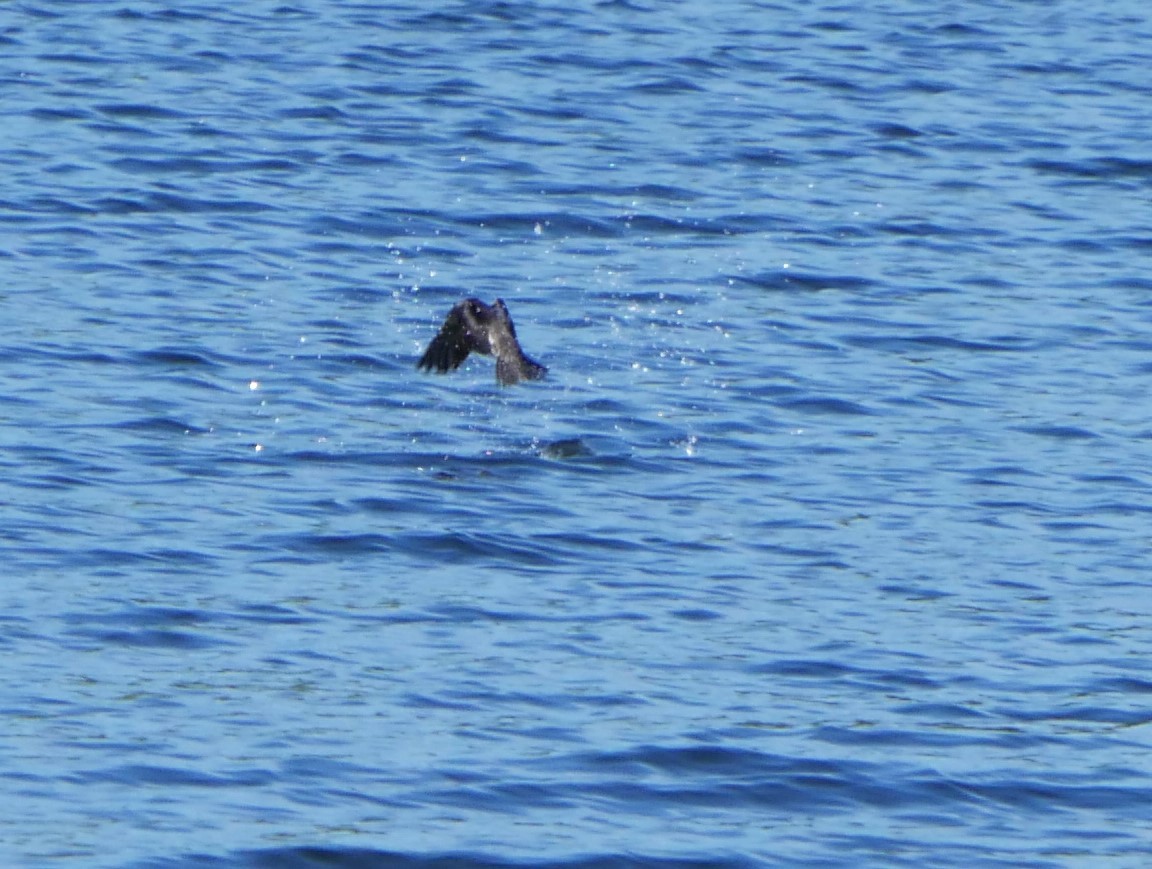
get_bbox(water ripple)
[5,1,1152,866]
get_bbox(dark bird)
[417,298,547,386]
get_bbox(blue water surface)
[3,1,1152,866]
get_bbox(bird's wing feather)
[417,302,475,373]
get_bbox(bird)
[417,297,547,386]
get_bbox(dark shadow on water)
[133,848,761,869]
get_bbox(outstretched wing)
[417,300,482,374]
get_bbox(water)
[3,1,1152,866]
